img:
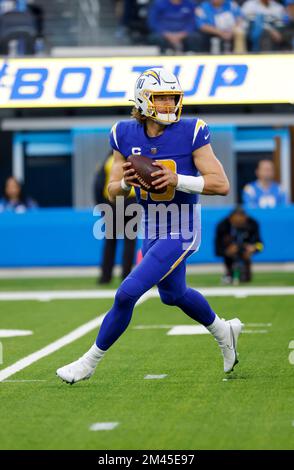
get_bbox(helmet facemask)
[144,91,183,125]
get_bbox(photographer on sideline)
[215,206,263,284]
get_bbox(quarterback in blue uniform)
[57,68,243,384]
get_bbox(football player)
[57,68,243,384]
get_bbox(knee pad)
[159,289,176,306]
[115,276,148,308]
[158,287,186,306]
[114,288,135,311]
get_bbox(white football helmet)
[134,67,183,125]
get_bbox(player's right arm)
[107,150,140,203]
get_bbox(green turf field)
[0,273,293,450]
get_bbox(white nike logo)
[204,134,209,140]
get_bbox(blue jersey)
[196,0,242,31]
[109,117,210,240]
[148,0,196,34]
[0,197,37,213]
[242,180,287,208]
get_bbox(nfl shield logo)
[151,147,157,155]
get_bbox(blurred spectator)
[195,0,246,53]
[215,206,263,284]
[285,0,294,20]
[0,0,15,13]
[27,1,44,54]
[242,159,287,208]
[283,0,294,48]
[0,0,44,55]
[148,0,202,53]
[94,152,137,285]
[242,0,291,51]
[114,0,132,40]
[115,0,150,43]
[0,176,38,213]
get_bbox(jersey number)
[140,159,177,201]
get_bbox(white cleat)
[56,358,96,385]
[218,318,243,373]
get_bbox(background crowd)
[0,0,293,55]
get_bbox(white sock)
[206,315,227,343]
[82,343,106,368]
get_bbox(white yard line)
[243,329,268,334]
[134,323,270,334]
[166,325,269,335]
[288,340,294,365]
[0,292,151,383]
[0,286,294,302]
[0,290,118,301]
[144,374,167,380]
[0,330,33,338]
[0,263,293,278]
[198,287,294,297]
[167,325,209,336]
[134,323,271,330]
[89,422,119,431]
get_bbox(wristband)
[176,174,205,194]
[120,178,131,192]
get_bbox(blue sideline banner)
[0,206,293,267]
[0,55,293,108]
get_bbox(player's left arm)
[192,144,230,196]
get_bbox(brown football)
[127,155,167,194]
